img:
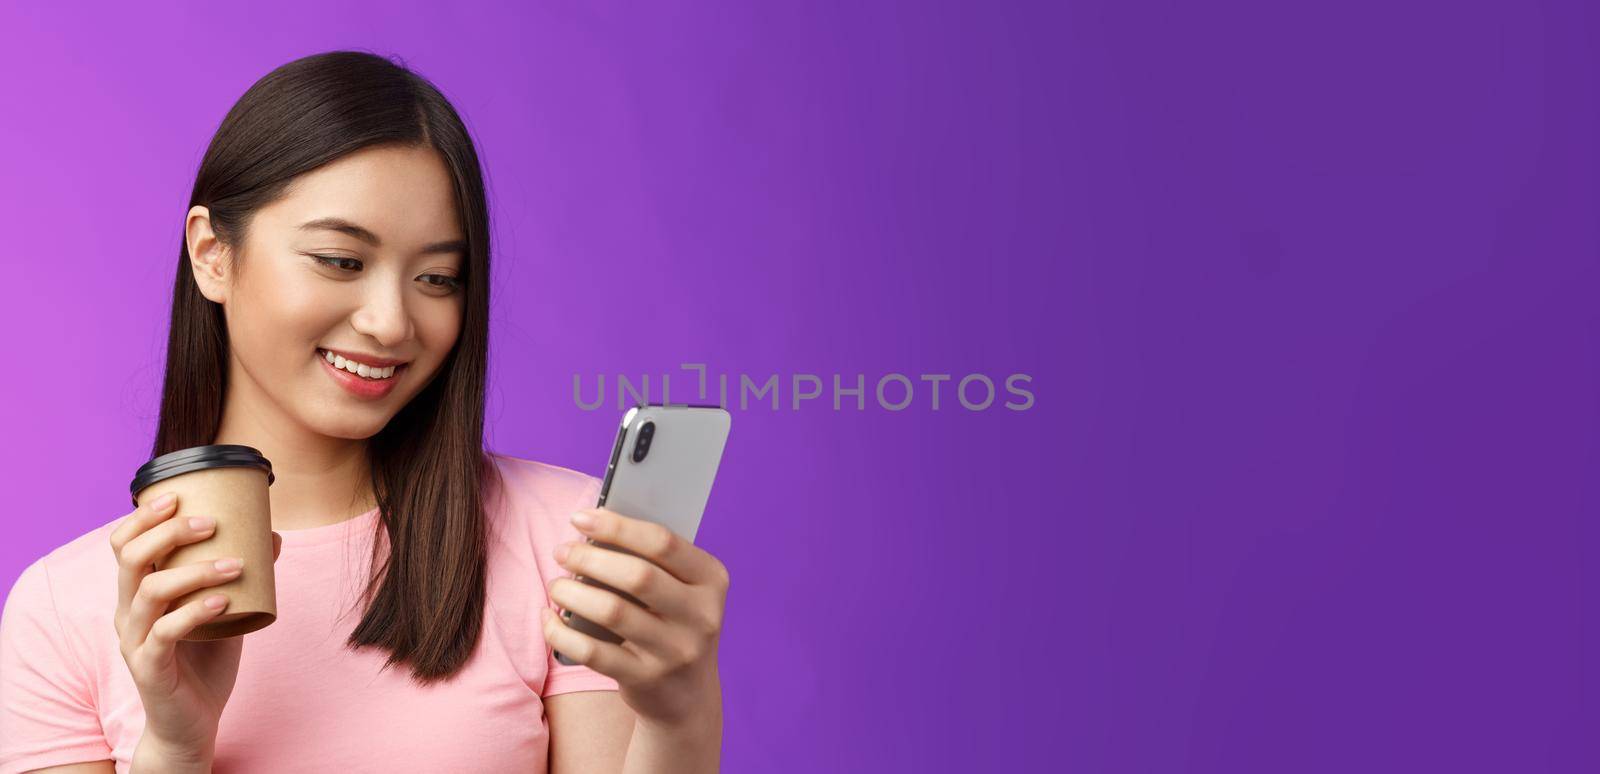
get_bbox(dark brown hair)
[153,50,502,684]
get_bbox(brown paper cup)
[130,445,276,640]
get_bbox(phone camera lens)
[632,421,656,463]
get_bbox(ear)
[186,205,232,304]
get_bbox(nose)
[349,279,414,348]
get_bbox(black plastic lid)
[129,444,275,507]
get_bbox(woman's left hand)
[543,507,729,729]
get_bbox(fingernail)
[214,557,242,572]
[205,595,227,609]
[554,542,571,563]
[154,493,176,510]
[189,516,214,531]
[571,511,594,529]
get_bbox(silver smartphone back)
[554,403,731,666]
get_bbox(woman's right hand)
[109,491,282,759]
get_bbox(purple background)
[1,1,1592,771]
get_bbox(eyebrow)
[298,217,467,256]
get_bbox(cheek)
[414,304,463,357]
[229,269,345,365]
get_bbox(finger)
[116,504,211,612]
[571,508,717,586]
[562,540,728,639]
[110,492,179,594]
[272,531,282,562]
[124,558,243,651]
[109,492,177,554]
[141,594,231,662]
[548,577,674,650]
[540,607,645,683]
[118,512,217,611]
[121,510,215,574]
[556,540,693,618]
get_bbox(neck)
[213,362,377,531]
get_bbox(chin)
[306,407,397,440]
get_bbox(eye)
[309,255,463,295]
[311,254,361,272]
[422,274,464,293]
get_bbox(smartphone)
[554,402,732,666]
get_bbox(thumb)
[272,531,282,562]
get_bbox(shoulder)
[487,452,603,514]
[481,454,601,630]
[4,520,118,626]
[485,452,602,548]
[2,556,56,627]
[1,521,115,684]
[1,555,71,655]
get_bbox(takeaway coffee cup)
[128,444,276,640]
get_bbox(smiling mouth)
[316,348,408,381]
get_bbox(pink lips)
[318,350,404,399]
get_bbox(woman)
[0,51,727,773]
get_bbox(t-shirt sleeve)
[0,558,113,774]
[539,473,622,698]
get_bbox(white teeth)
[320,349,397,380]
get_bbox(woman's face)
[187,143,466,441]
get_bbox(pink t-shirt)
[0,454,619,774]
